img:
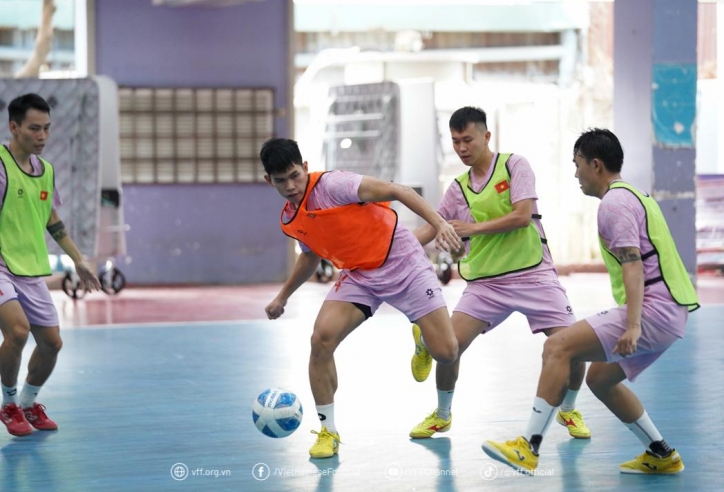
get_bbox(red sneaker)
[1,403,33,436]
[23,403,58,431]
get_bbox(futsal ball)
[252,388,303,438]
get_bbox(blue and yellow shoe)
[620,450,684,474]
[409,410,452,439]
[411,324,432,382]
[309,427,341,459]
[556,409,591,439]
[482,436,538,473]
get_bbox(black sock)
[649,440,672,457]
[529,434,542,454]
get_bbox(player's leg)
[513,278,591,438]
[385,263,456,383]
[587,359,683,474]
[309,300,367,405]
[0,294,33,436]
[308,300,367,458]
[414,307,458,366]
[21,324,62,430]
[13,278,63,431]
[410,311,488,438]
[483,319,605,472]
[545,325,589,439]
[485,305,685,474]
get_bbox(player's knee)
[309,330,338,356]
[585,368,612,395]
[2,321,30,349]
[542,333,570,363]
[40,336,63,355]
[431,339,459,365]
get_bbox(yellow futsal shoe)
[409,410,452,439]
[482,436,539,474]
[556,409,591,439]
[411,324,432,382]
[620,450,684,474]
[309,427,341,459]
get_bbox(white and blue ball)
[252,388,303,438]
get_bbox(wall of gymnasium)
[94,0,291,284]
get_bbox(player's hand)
[74,260,102,291]
[448,219,475,240]
[265,297,287,320]
[434,221,463,253]
[450,244,466,263]
[613,325,641,357]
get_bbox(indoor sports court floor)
[1,273,722,492]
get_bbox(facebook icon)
[252,463,270,481]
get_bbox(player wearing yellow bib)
[0,94,101,437]
[483,128,697,475]
[409,107,590,442]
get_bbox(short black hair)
[8,93,51,125]
[449,106,487,133]
[260,138,304,175]
[573,128,624,173]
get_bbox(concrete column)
[614,0,698,277]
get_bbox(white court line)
[59,312,408,331]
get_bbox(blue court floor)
[1,275,722,492]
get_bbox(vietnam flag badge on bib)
[494,180,509,194]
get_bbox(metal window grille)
[323,82,398,182]
[118,87,274,184]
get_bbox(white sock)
[524,397,558,443]
[560,389,579,413]
[19,383,42,409]
[316,403,337,433]
[436,389,454,420]
[624,410,663,447]
[2,384,18,406]
[418,328,428,349]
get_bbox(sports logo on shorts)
[426,288,435,299]
[334,273,348,292]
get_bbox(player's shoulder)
[319,169,358,182]
[502,152,529,164]
[601,186,639,205]
[502,153,533,173]
[599,187,644,219]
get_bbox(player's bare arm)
[411,223,436,248]
[614,246,642,264]
[614,246,644,356]
[266,251,321,319]
[451,198,534,238]
[357,176,462,252]
[47,209,102,291]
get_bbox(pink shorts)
[0,272,59,327]
[587,305,685,381]
[324,262,446,322]
[453,279,576,333]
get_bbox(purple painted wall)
[121,184,287,284]
[94,0,292,284]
